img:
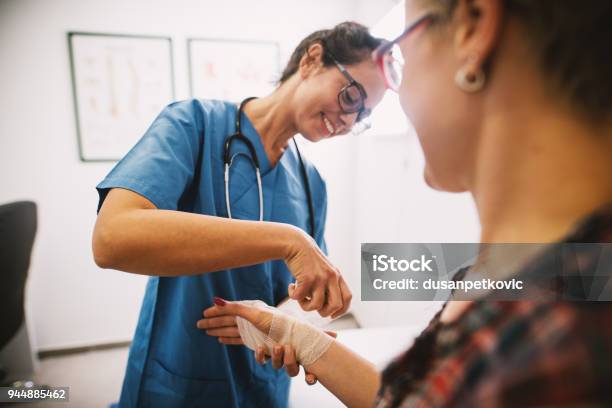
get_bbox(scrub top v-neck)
[96,99,328,408]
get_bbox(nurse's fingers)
[319,274,342,317]
[205,327,240,337]
[219,337,244,345]
[289,290,311,311]
[271,345,283,370]
[289,284,311,311]
[196,315,236,329]
[289,283,315,309]
[283,345,299,377]
[304,285,325,312]
[290,278,314,303]
[332,276,352,319]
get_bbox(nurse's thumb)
[289,281,310,301]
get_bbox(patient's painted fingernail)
[213,296,227,306]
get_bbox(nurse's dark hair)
[422,0,612,122]
[278,21,382,84]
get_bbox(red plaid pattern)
[375,205,612,407]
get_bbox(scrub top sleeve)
[96,100,203,212]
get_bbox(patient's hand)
[196,312,243,344]
[195,296,292,345]
[197,298,336,385]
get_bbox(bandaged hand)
[200,298,335,366]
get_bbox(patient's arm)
[196,302,337,386]
[198,299,380,408]
[303,337,380,407]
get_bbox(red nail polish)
[213,296,226,306]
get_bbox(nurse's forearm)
[303,341,381,408]
[93,192,304,276]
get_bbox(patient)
[198,0,612,406]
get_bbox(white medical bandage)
[234,300,334,366]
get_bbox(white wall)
[0,0,392,351]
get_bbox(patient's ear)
[452,0,503,68]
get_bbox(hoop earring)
[454,66,486,93]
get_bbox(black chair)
[0,201,37,383]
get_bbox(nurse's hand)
[285,230,352,318]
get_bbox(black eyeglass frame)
[325,52,372,123]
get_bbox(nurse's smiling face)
[291,43,386,142]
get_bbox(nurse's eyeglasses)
[326,52,372,133]
[372,14,436,92]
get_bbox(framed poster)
[187,38,280,102]
[68,32,175,162]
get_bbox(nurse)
[92,21,386,407]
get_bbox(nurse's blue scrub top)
[96,99,328,408]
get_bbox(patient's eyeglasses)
[372,14,436,92]
[326,52,372,130]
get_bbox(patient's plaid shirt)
[375,205,612,408]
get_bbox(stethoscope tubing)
[224,159,263,221]
[224,97,315,238]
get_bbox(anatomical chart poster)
[188,38,279,103]
[68,33,174,161]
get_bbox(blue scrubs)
[96,99,328,408]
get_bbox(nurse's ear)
[298,43,325,79]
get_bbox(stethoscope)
[224,97,316,238]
